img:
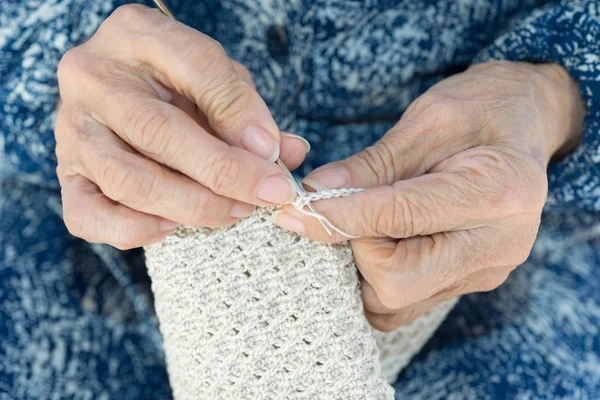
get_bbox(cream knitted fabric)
[145,197,456,399]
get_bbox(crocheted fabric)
[145,201,456,399]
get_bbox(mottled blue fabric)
[1,0,599,398]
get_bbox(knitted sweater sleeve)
[474,1,600,213]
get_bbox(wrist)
[535,63,586,162]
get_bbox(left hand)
[274,61,585,331]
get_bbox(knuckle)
[386,190,418,238]
[187,193,215,227]
[403,92,468,135]
[57,47,108,103]
[124,103,174,154]
[355,142,398,185]
[404,92,446,122]
[57,48,80,85]
[205,80,253,128]
[57,48,90,92]
[106,4,148,27]
[405,93,437,117]
[97,153,145,204]
[180,37,228,77]
[201,39,228,64]
[201,150,243,195]
[340,190,384,236]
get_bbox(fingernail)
[229,201,255,219]
[255,175,297,204]
[302,164,349,191]
[241,126,280,162]
[160,219,180,232]
[281,133,311,154]
[272,211,305,234]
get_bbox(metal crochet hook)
[151,0,334,236]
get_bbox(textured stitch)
[3,1,600,398]
[145,190,456,399]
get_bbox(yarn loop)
[291,188,365,238]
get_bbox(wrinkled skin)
[275,61,586,331]
[55,5,586,332]
[55,4,308,249]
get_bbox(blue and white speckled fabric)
[1,1,599,398]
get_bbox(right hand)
[55,4,308,249]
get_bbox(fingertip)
[281,133,311,153]
[160,219,180,232]
[229,201,255,219]
[279,135,308,170]
[255,174,297,205]
[241,126,280,162]
[301,178,329,192]
[272,210,305,234]
[302,164,349,191]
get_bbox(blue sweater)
[1,1,599,398]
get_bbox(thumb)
[302,123,435,191]
[302,98,479,190]
[301,136,419,191]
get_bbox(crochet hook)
[151,0,334,236]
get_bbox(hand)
[275,61,585,331]
[55,4,309,249]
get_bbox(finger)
[302,92,484,190]
[353,231,516,311]
[89,85,296,206]
[279,133,310,170]
[167,97,307,169]
[61,174,178,250]
[96,4,282,160]
[75,121,255,226]
[277,171,487,241]
[365,296,450,332]
[158,60,306,170]
[430,265,512,300]
[365,266,511,331]
[352,232,477,310]
[168,61,256,136]
[165,58,253,136]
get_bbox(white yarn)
[291,188,365,239]
[145,190,457,400]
